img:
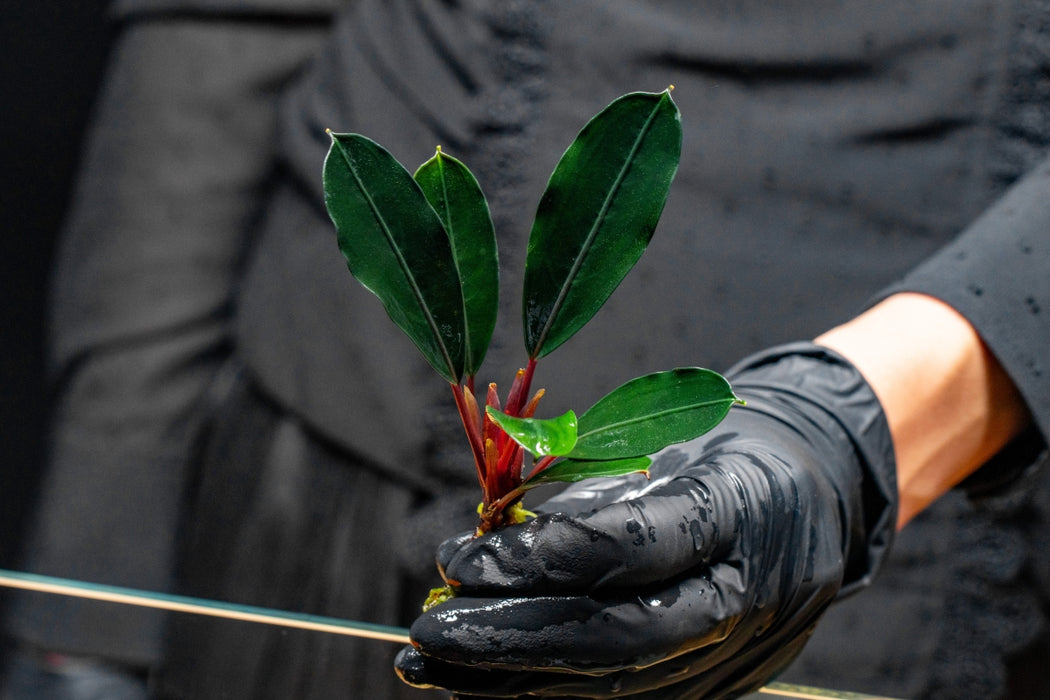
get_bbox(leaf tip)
[667,84,675,92]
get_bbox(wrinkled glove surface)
[395,343,897,699]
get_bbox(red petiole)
[450,358,550,532]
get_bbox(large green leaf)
[520,456,651,491]
[569,368,741,460]
[485,407,578,457]
[323,133,465,383]
[523,89,682,358]
[414,148,498,377]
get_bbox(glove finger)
[441,474,740,594]
[434,449,699,580]
[409,561,750,673]
[609,611,818,700]
[398,608,810,700]
[398,645,616,698]
[395,636,746,699]
[399,645,701,699]
[397,646,583,698]
[534,448,696,516]
[435,530,475,581]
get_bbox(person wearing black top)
[3,2,1048,698]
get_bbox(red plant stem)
[485,384,504,452]
[522,388,545,418]
[486,382,502,413]
[503,369,526,421]
[488,485,527,517]
[451,382,487,492]
[524,454,558,482]
[462,384,482,438]
[505,357,538,416]
[508,447,525,494]
[484,438,500,506]
[497,435,520,474]
[494,438,524,495]
[464,358,542,528]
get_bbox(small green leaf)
[414,148,498,377]
[523,89,682,358]
[569,368,741,460]
[324,132,465,383]
[520,456,651,491]
[486,407,578,457]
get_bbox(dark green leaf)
[569,368,741,460]
[414,148,498,377]
[323,133,465,383]
[523,89,682,358]
[485,407,578,457]
[520,456,651,491]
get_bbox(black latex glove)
[395,343,897,699]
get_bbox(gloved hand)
[395,343,897,699]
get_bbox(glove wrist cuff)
[725,342,898,596]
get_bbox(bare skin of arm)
[816,292,1033,528]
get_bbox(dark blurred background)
[1,3,114,567]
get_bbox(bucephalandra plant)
[322,88,741,557]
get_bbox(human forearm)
[817,292,1032,527]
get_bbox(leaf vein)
[334,137,458,380]
[577,397,733,442]
[531,95,667,356]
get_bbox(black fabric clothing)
[158,373,432,700]
[3,1,1049,698]
[111,0,342,18]
[3,15,334,668]
[883,158,1050,440]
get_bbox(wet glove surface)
[395,343,897,699]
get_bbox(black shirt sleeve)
[879,157,1050,446]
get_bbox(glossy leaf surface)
[569,368,741,460]
[520,456,651,491]
[523,89,682,358]
[485,407,578,457]
[324,133,465,383]
[414,148,498,376]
